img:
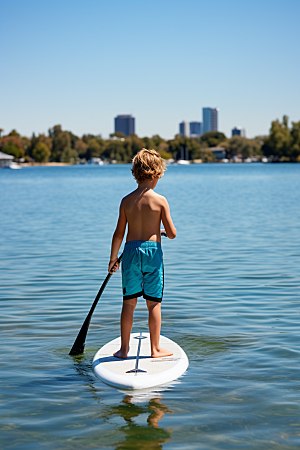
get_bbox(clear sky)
[1,0,299,139]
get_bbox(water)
[1,163,300,449]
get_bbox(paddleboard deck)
[92,332,189,390]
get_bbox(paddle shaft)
[69,253,123,356]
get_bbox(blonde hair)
[131,148,166,184]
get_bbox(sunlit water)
[1,163,300,450]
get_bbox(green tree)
[168,136,183,159]
[152,135,165,147]
[200,131,227,147]
[158,142,172,160]
[74,139,88,158]
[103,140,127,162]
[82,133,95,144]
[32,142,51,162]
[225,136,262,159]
[48,125,62,138]
[127,134,145,156]
[21,136,31,155]
[143,137,156,150]
[290,121,300,161]
[2,142,21,158]
[110,132,126,138]
[51,130,71,161]
[201,149,215,163]
[8,129,20,138]
[68,131,79,149]
[86,137,104,159]
[0,135,24,158]
[168,136,204,160]
[262,116,291,160]
[37,134,52,152]
[60,148,78,163]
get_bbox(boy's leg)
[114,298,137,359]
[146,300,173,358]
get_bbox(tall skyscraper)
[114,115,135,136]
[202,108,218,134]
[179,121,189,137]
[190,122,202,137]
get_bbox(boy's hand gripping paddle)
[69,253,123,356]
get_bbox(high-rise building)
[202,108,218,134]
[114,115,135,136]
[179,121,189,137]
[190,122,202,137]
[232,127,246,137]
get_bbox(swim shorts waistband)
[124,240,162,249]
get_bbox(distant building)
[179,121,189,137]
[114,115,135,136]
[209,146,226,160]
[203,107,218,134]
[232,126,246,137]
[190,122,202,138]
[0,150,14,167]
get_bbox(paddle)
[69,253,123,356]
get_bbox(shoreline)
[20,162,72,167]
[17,161,299,167]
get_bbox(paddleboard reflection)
[72,359,173,449]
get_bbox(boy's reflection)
[112,395,173,449]
[72,360,172,448]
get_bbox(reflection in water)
[73,358,172,449]
[112,395,172,450]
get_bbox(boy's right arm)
[161,197,177,239]
[109,199,127,273]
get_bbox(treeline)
[0,116,299,163]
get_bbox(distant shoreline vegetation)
[0,116,299,164]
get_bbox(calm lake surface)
[1,163,300,450]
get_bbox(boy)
[108,148,177,359]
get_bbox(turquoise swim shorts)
[122,241,164,302]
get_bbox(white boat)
[176,160,190,165]
[88,157,104,165]
[3,161,21,169]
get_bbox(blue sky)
[1,0,299,139]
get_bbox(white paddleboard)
[92,332,188,390]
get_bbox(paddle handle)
[69,253,123,356]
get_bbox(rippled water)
[1,163,300,449]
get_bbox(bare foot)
[113,349,128,359]
[151,347,173,358]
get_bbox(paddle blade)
[69,321,89,355]
[69,343,85,356]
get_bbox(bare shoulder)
[120,189,139,210]
[152,191,168,205]
[121,189,137,203]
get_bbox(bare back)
[109,180,176,267]
[109,178,176,273]
[123,188,164,242]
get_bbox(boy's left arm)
[108,200,127,273]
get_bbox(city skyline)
[1,0,299,140]
[180,107,219,138]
